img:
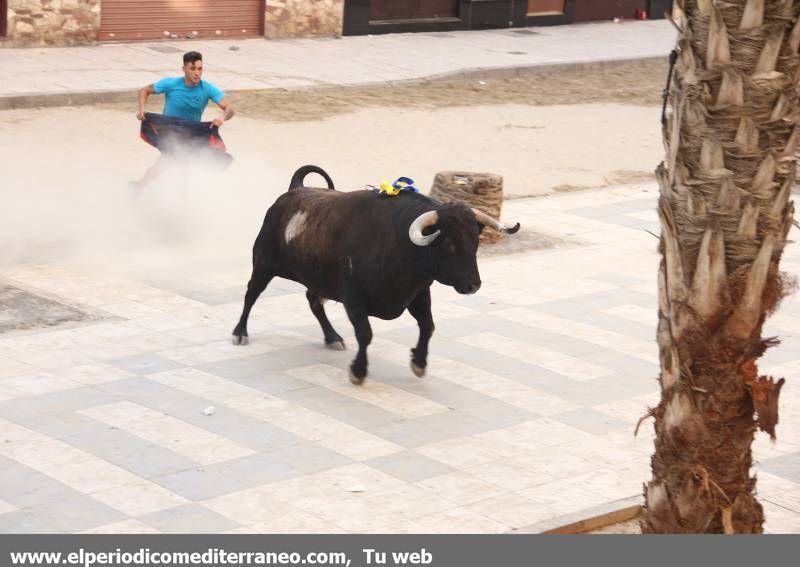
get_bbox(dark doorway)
[573,0,647,22]
[370,0,460,22]
[344,0,469,35]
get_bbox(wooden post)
[430,171,505,244]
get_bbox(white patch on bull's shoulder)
[285,211,308,243]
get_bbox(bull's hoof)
[326,340,346,351]
[349,370,365,385]
[411,361,426,378]
[232,334,249,346]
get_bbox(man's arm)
[211,97,234,127]
[137,84,155,120]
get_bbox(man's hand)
[137,84,155,121]
[212,97,234,128]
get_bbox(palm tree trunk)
[643,0,796,534]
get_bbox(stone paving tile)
[216,345,346,377]
[139,504,241,534]
[107,353,186,375]
[269,443,354,475]
[761,501,800,534]
[0,380,119,415]
[202,421,305,453]
[366,412,495,449]
[453,397,539,429]
[91,481,189,518]
[2,183,800,533]
[151,468,250,501]
[415,472,507,506]
[458,332,613,382]
[243,512,346,534]
[432,340,585,389]
[466,493,559,529]
[412,508,510,534]
[0,458,80,510]
[60,427,199,479]
[759,452,800,484]
[755,472,800,514]
[277,385,403,430]
[79,519,162,534]
[78,402,255,465]
[201,485,309,528]
[9,493,126,534]
[286,364,450,420]
[0,509,67,534]
[551,408,632,435]
[201,453,304,489]
[366,451,455,483]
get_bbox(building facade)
[343,1,674,34]
[0,1,671,47]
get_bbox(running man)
[133,51,234,188]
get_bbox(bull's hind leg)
[407,289,434,377]
[232,259,274,345]
[306,291,345,350]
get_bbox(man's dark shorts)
[140,112,232,165]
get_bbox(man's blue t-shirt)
[153,77,225,122]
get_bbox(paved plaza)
[1,16,798,535]
[1,183,798,534]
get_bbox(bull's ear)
[477,222,486,234]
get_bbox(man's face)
[183,60,203,85]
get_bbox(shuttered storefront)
[100,1,263,42]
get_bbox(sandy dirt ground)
[0,61,664,265]
[194,60,667,123]
[103,58,666,195]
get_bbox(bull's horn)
[472,209,520,234]
[409,211,441,246]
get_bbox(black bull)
[232,165,520,384]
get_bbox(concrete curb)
[0,89,138,110]
[425,55,666,82]
[0,55,669,111]
[513,496,643,534]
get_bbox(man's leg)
[131,155,168,190]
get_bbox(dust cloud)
[0,110,282,272]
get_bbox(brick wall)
[265,0,343,39]
[5,0,99,46]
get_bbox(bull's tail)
[288,165,335,191]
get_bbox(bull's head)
[408,206,520,294]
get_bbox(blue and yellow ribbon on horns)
[373,177,420,197]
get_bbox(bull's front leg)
[344,302,372,385]
[407,288,434,377]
